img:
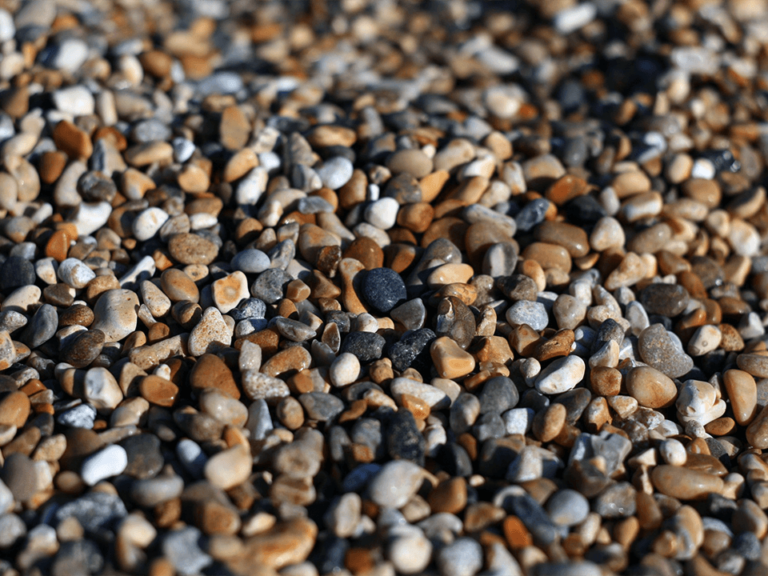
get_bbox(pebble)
[546,489,590,526]
[638,324,694,378]
[80,444,128,486]
[368,460,424,508]
[91,290,139,342]
[506,301,549,331]
[361,267,407,313]
[436,537,483,576]
[534,355,586,395]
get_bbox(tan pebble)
[533,403,566,442]
[625,366,677,409]
[190,354,240,399]
[139,375,179,407]
[736,353,768,378]
[0,391,30,428]
[723,369,757,426]
[651,465,724,500]
[168,233,218,265]
[212,271,249,314]
[746,404,768,449]
[177,164,210,194]
[535,221,590,258]
[220,106,251,150]
[53,120,92,160]
[521,242,571,273]
[124,141,174,166]
[223,148,259,183]
[427,477,467,514]
[612,171,651,198]
[426,263,474,287]
[238,517,317,570]
[430,336,476,379]
[204,444,251,490]
[261,346,312,378]
[604,252,646,290]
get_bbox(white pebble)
[364,197,399,230]
[57,258,96,289]
[81,445,128,486]
[330,353,361,388]
[660,439,687,466]
[687,325,722,356]
[132,207,169,241]
[534,355,585,395]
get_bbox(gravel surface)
[1,0,768,575]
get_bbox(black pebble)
[438,442,473,477]
[120,434,164,479]
[361,268,407,314]
[340,331,386,364]
[563,195,607,225]
[387,328,436,373]
[386,410,426,466]
[514,198,549,232]
[0,256,35,293]
[478,376,519,415]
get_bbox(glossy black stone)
[361,267,407,314]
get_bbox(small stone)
[83,367,123,412]
[724,369,757,426]
[232,249,271,273]
[188,307,233,356]
[132,208,169,241]
[638,324,694,379]
[299,392,344,421]
[162,527,212,576]
[534,355,585,395]
[368,460,424,508]
[506,301,548,331]
[80,445,128,486]
[361,268,407,314]
[0,390,29,428]
[625,366,677,409]
[91,290,139,342]
[204,444,251,490]
[316,157,354,190]
[688,325,722,356]
[546,489,590,526]
[639,283,690,317]
[330,353,360,387]
[651,465,724,500]
[435,537,483,576]
[121,434,164,479]
[168,233,218,265]
[431,336,476,379]
[212,271,249,314]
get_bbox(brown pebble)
[139,375,179,407]
[428,477,467,514]
[651,465,724,500]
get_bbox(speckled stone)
[361,267,407,314]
